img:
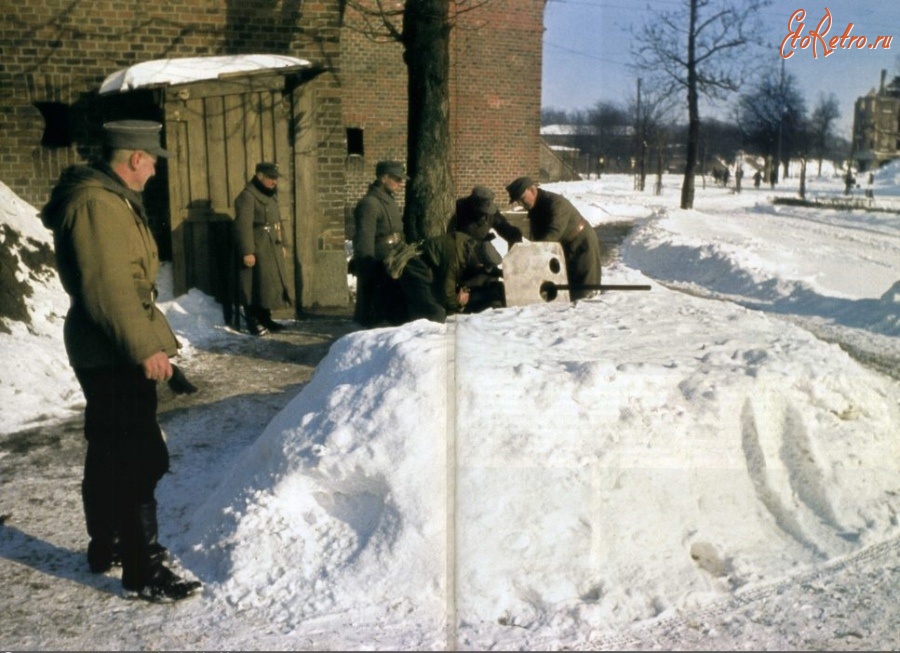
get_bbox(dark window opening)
[34,101,73,148]
[347,127,364,156]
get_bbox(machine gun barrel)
[539,281,651,301]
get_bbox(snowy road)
[615,180,900,380]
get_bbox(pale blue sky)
[541,0,900,136]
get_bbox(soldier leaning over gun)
[449,185,523,248]
[506,176,602,301]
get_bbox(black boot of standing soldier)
[243,306,269,336]
[120,500,201,603]
[258,308,285,332]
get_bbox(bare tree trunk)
[655,138,664,196]
[402,0,454,241]
[680,0,698,210]
[799,158,807,199]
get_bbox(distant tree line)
[542,0,856,207]
[542,72,850,187]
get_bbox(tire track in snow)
[740,398,828,558]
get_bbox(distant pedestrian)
[844,169,855,196]
[506,176,602,300]
[40,119,201,603]
[234,162,292,336]
[753,170,762,189]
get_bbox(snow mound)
[184,321,450,623]
[182,290,899,636]
[0,182,80,433]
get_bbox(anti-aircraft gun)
[502,242,650,306]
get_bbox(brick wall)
[339,0,545,220]
[2,0,546,253]
[339,10,409,226]
[451,0,545,203]
[1,0,347,212]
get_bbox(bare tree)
[808,93,840,177]
[629,81,678,192]
[584,101,630,177]
[632,0,771,209]
[736,67,807,181]
[541,107,571,125]
[343,0,490,240]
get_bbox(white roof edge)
[99,54,313,94]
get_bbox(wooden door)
[162,75,295,316]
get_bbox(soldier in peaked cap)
[374,159,409,180]
[233,161,293,335]
[102,119,172,159]
[506,175,602,300]
[351,160,410,327]
[40,119,202,602]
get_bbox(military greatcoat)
[234,179,291,311]
[351,182,407,326]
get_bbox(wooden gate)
[162,73,299,318]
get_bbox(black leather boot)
[259,308,285,332]
[121,501,201,603]
[243,306,269,336]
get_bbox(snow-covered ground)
[0,163,898,650]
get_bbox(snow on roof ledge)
[99,54,313,94]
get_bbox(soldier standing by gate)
[234,162,292,336]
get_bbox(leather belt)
[562,218,587,244]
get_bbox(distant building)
[540,123,635,177]
[852,70,900,172]
[539,142,580,182]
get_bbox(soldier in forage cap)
[350,160,410,327]
[506,175,602,300]
[41,119,202,603]
[233,161,292,336]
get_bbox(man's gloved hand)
[168,364,198,395]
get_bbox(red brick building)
[1,0,545,308]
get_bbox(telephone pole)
[776,58,785,184]
[634,78,645,190]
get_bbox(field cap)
[375,160,408,180]
[103,120,170,158]
[256,162,281,178]
[506,176,535,203]
[469,185,497,214]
